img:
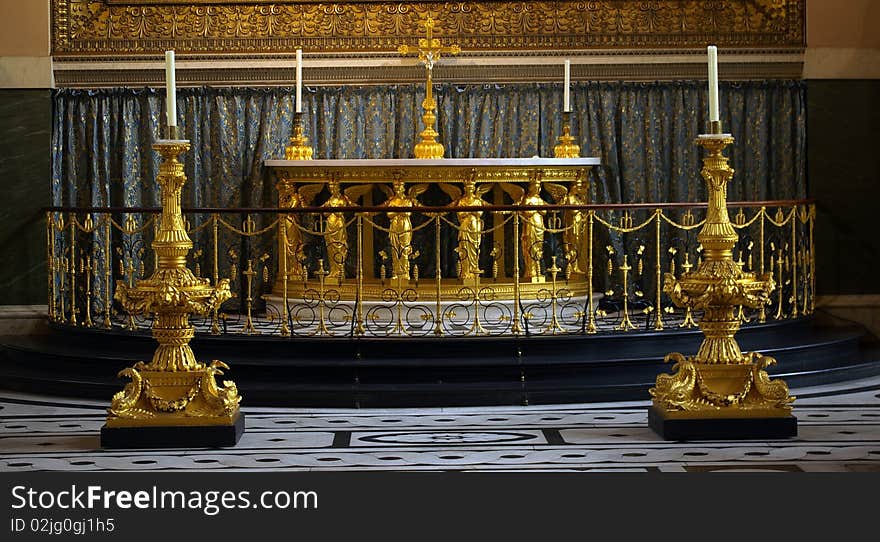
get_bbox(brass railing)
[45,200,815,338]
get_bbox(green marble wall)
[0,90,51,305]
[808,80,880,295]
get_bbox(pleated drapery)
[52,81,806,208]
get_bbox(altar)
[263,157,602,336]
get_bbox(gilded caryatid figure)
[440,176,492,280]
[321,179,372,280]
[380,177,428,280]
[545,171,590,275]
[276,178,322,283]
[503,175,548,282]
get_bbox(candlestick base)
[102,412,245,448]
[648,405,796,441]
[554,112,580,158]
[286,112,314,160]
[414,96,444,160]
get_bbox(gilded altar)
[266,157,600,335]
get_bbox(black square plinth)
[648,406,796,441]
[100,413,245,449]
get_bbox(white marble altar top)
[265,157,601,168]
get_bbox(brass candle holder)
[648,129,796,440]
[554,112,580,158]
[101,139,243,448]
[285,112,314,160]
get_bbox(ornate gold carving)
[285,113,314,160]
[107,360,240,426]
[553,125,580,159]
[273,276,590,303]
[268,162,591,185]
[554,113,581,159]
[54,1,805,56]
[649,133,794,419]
[752,0,788,20]
[108,140,241,428]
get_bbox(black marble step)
[0,316,876,407]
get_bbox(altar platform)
[1,315,877,407]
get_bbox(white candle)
[707,45,719,123]
[563,59,571,113]
[296,48,303,114]
[165,50,177,129]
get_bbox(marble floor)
[2,376,880,472]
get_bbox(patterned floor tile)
[1,375,880,472]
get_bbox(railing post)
[653,208,664,331]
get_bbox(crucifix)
[398,17,460,159]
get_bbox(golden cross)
[396,17,461,159]
[397,17,461,73]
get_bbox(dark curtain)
[52,80,806,208]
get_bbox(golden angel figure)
[379,178,428,280]
[440,177,492,280]
[544,172,590,275]
[277,182,323,281]
[321,179,372,280]
[502,175,548,281]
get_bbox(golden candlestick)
[285,112,314,160]
[649,131,795,440]
[398,17,460,159]
[102,139,243,448]
[554,112,581,158]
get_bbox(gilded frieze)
[53,0,805,56]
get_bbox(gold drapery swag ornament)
[102,139,243,448]
[398,17,460,159]
[648,132,796,440]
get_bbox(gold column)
[648,132,796,440]
[102,140,242,448]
